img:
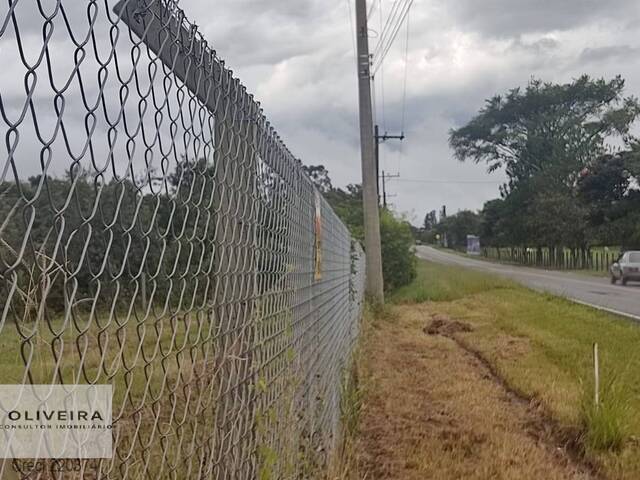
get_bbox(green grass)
[395,258,640,479]
[0,311,222,478]
[390,259,514,303]
[0,313,203,406]
[435,245,613,277]
[581,370,631,452]
[331,346,365,480]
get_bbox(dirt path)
[355,304,597,480]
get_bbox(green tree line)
[0,158,289,317]
[422,75,640,251]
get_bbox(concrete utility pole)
[382,170,386,209]
[381,171,400,209]
[355,0,384,303]
[375,124,404,205]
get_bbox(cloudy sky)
[2,0,640,226]
[178,0,640,225]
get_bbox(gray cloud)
[509,37,559,54]
[579,45,640,63]
[181,0,337,67]
[448,0,639,38]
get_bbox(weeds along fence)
[482,247,621,272]
[0,0,366,478]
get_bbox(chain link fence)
[0,0,366,477]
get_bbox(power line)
[372,0,414,74]
[367,0,380,19]
[370,0,415,199]
[400,6,410,134]
[372,0,407,59]
[373,6,413,74]
[393,179,503,184]
[372,0,409,57]
[379,7,387,132]
[381,170,400,208]
[380,56,387,130]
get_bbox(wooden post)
[593,342,600,406]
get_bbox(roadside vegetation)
[390,259,513,303]
[345,259,640,479]
[304,165,417,292]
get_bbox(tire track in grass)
[356,305,599,480]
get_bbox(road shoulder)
[355,304,595,480]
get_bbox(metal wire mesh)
[0,0,366,477]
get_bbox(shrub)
[380,210,417,292]
[324,184,417,293]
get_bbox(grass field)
[352,260,640,479]
[0,313,206,405]
[0,313,221,478]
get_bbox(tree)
[450,76,640,191]
[423,210,437,231]
[450,76,640,249]
[324,183,416,291]
[324,184,364,241]
[302,164,333,193]
[436,210,482,250]
[578,144,640,247]
[479,199,507,247]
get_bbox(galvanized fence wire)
[0,0,366,478]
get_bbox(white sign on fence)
[0,385,112,459]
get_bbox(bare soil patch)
[355,305,597,480]
[424,314,473,336]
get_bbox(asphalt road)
[416,245,640,320]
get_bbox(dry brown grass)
[354,304,597,480]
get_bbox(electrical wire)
[393,179,504,184]
[370,0,415,184]
[400,7,410,134]
[372,0,414,74]
[373,0,406,59]
[367,0,380,20]
[372,0,409,59]
[373,4,413,74]
[379,0,387,132]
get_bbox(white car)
[610,251,640,285]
